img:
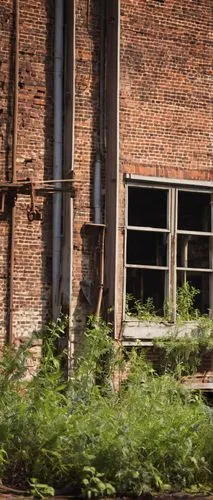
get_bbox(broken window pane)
[128,187,168,228]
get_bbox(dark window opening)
[177,235,210,269]
[128,187,168,228]
[178,191,211,232]
[125,185,213,322]
[177,271,210,315]
[126,268,166,316]
[127,231,167,266]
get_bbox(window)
[124,182,213,322]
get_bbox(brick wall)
[0,0,212,357]
[120,0,212,181]
[70,0,101,341]
[0,0,53,346]
[116,0,213,334]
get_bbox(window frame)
[123,178,213,325]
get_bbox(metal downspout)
[95,226,105,318]
[53,0,64,319]
[94,0,106,318]
[94,153,101,225]
[66,0,75,373]
[94,0,105,226]
[9,0,19,344]
[114,0,120,337]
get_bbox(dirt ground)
[0,493,213,500]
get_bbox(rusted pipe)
[95,226,106,318]
[100,0,106,156]
[94,0,106,319]
[9,0,19,344]
[52,0,64,320]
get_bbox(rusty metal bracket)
[27,180,42,222]
[0,177,75,219]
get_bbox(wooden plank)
[122,320,198,339]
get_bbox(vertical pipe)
[100,0,106,156]
[61,0,75,374]
[9,0,19,344]
[94,154,101,224]
[12,0,19,186]
[53,0,64,319]
[114,0,120,337]
[93,0,106,318]
[93,0,105,226]
[95,226,105,318]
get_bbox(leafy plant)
[126,294,161,321]
[82,466,115,498]
[29,478,55,498]
[126,282,202,323]
[176,281,200,322]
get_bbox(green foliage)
[154,317,213,377]
[176,282,200,322]
[29,478,55,498]
[0,316,213,496]
[126,282,202,323]
[126,294,161,321]
[82,466,116,498]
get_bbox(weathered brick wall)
[120,0,212,181]
[70,0,101,339]
[117,0,213,333]
[0,0,212,355]
[0,0,53,346]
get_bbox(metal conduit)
[9,0,19,344]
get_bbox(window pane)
[126,268,166,316]
[178,191,211,232]
[127,230,167,266]
[177,235,212,269]
[128,187,168,228]
[177,271,210,315]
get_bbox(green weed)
[154,317,213,377]
[176,281,200,322]
[0,316,213,496]
[126,294,161,322]
[126,282,203,323]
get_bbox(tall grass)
[0,317,213,497]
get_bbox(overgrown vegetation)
[154,317,213,377]
[126,282,203,323]
[0,316,213,497]
[126,294,161,322]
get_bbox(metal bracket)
[0,177,74,220]
[27,180,42,222]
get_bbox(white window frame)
[123,176,213,341]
